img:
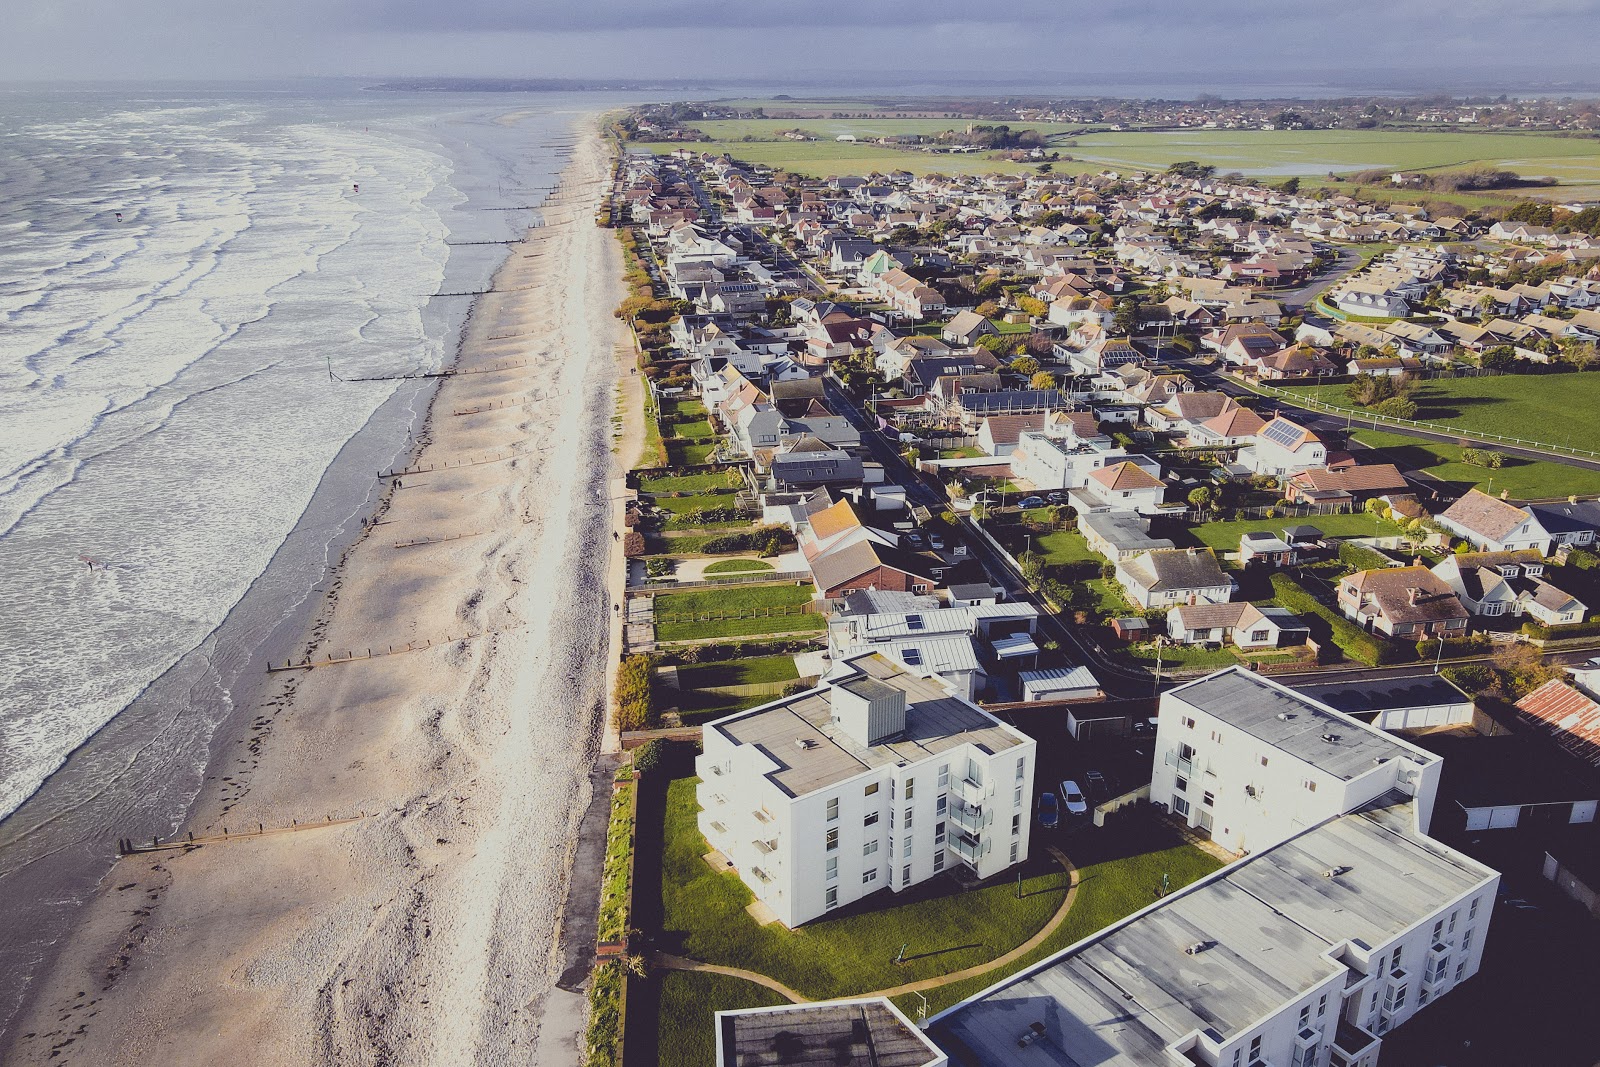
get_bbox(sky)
[4,0,1600,92]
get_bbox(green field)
[659,777,1070,1000]
[676,654,800,689]
[654,583,824,641]
[1350,430,1600,501]
[658,971,786,1067]
[639,122,1600,185]
[1282,375,1600,455]
[1175,511,1404,551]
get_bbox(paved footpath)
[650,845,1079,1005]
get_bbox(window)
[1304,779,1318,793]
[905,778,915,799]
[826,828,838,852]
[1455,960,1467,982]
[864,811,879,826]
[1175,775,1188,793]
[1251,629,1269,643]
[1299,1005,1311,1029]
[1260,755,1269,767]
[890,780,896,800]
[1232,1052,1241,1067]
[1317,994,1327,1018]
[888,836,895,858]
[935,821,946,845]
[1010,841,1019,864]
[889,809,895,830]
[1210,729,1222,744]
[826,798,839,822]
[1012,813,1021,835]
[935,795,947,816]
[1249,1035,1262,1061]
[933,851,944,872]
[902,864,912,885]
[1433,920,1444,941]
[904,807,913,828]
[825,886,838,909]
[826,857,838,880]
[1448,910,1458,934]
[1173,796,1191,817]
[1202,791,1215,807]
[863,840,878,856]
[1469,896,1479,920]
[903,837,913,859]
[865,782,879,797]
[938,764,949,789]
[1016,757,1026,780]
[1383,982,1407,1014]
[1462,929,1473,952]
[1182,715,1196,729]
[1179,743,1196,760]
[1014,784,1023,805]
[1392,945,1404,970]
[863,869,878,884]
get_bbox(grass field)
[638,123,1600,185]
[665,440,716,465]
[1283,375,1600,455]
[894,817,1224,1017]
[994,526,1099,567]
[658,777,1071,1000]
[639,470,740,494]
[1172,511,1404,551]
[657,971,786,1067]
[1349,430,1600,500]
[649,490,738,515]
[701,558,774,574]
[654,583,824,641]
[1123,642,1242,670]
[666,418,715,439]
[676,654,800,689]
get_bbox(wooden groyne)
[117,813,373,855]
[266,627,514,672]
[378,445,531,479]
[392,530,488,550]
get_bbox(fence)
[1254,381,1600,460]
[627,570,811,594]
[653,603,822,624]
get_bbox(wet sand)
[5,119,628,1067]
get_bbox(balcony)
[1163,752,1194,777]
[1332,1019,1379,1062]
[753,838,778,855]
[950,833,984,866]
[949,800,986,834]
[752,866,774,884]
[956,777,986,806]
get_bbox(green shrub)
[583,961,625,1067]
[1337,540,1393,574]
[1270,573,1404,666]
[616,654,658,731]
[699,525,795,554]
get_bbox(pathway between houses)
[650,845,1079,1006]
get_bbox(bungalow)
[1432,549,1586,625]
[799,498,946,599]
[1437,489,1553,556]
[1236,416,1326,478]
[1332,282,1410,318]
[1284,463,1411,507]
[1115,547,1232,610]
[1146,390,1233,436]
[1166,602,1309,648]
[1018,666,1104,703]
[1530,499,1600,549]
[976,412,1048,457]
[1187,404,1266,448]
[1337,565,1469,638]
[943,310,999,346]
[1079,510,1175,561]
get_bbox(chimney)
[1407,587,1421,606]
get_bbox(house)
[1018,665,1103,703]
[1237,416,1326,478]
[798,497,947,599]
[942,310,998,346]
[1291,673,1476,731]
[1115,547,1232,609]
[1437,489,1553,555]
[1285,463,1411,507]
[767,443,864,492]
[827,597,1040,701]
[1146,390,1233,436]
[1338,565,1469,638]
[1009,429,1142,492]
[1187,403,1266,448]
[1529,499,1600,549]
[1079,510,1175,561]
[1430,549,1553,620]
[975,412,1046,457]
[1237,530,1297,567]
[1165,602,1308,648]
[1332,282,1411,318]
[1068,460,1168,515]
[695,651,1036,928]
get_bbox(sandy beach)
[6,117,629,1067]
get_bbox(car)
[1046,491,1071,504]
[1016,496,1046,509]
[1059,780,1088,816]
[929,534,946,550]
[1586,656,1600,668]
[1083,770,1108,799]
[1038,791,1059,829]
[904,531,927,549]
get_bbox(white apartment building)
[1151,668,1443,855]
[696,652,1037,928]
[1011,429,1158,492]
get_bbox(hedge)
[699,525,794,554]
[1270,573,1405,666]
[1521,618,1600,642]
[615,654,657,731]
[1337,540,1394,574]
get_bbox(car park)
[1037,791,1059,829]
[1059,780,1088,816]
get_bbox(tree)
[1011,355,1040,377]
[1374,396,1418,420]
[1030,371,1058,391]
[1113,298,1138,336]
[1187,487,1214,511]
[1480,345,1517,371]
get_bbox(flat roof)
[932,799,1495,1066]
[1170,668,1435,781]
[719,998,943,1067]
[1290,674,1471,719]
[713,654,1024,798]
[1407,731,1600,808]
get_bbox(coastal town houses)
[1236,415,1327,478]
[1114,546,1232,609]
[1431,549,1587,625]
[1067,459,1169,516]
[1437,489,1554,556]
[793,496,947,600]
[1009,427,1152,493]
[825,593,1042,701]
[695,651,1037,928]
[1338,566,1470,638]
[1165,601,1309,648]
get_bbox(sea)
[0,82,635,1038]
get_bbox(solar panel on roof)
[1261,419,1303,448]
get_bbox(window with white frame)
[935,795,947,815]
[864,811,879,826]
[825,886,838,909]
[1009,841,1019,864]
[826,828,838,852]
[863,839,878,856]
[902,864,912,885]
[937,764,949,789]
[905,778,915,799]
[904,807,913,828]
[826,857,838,881]
[933,850,944,872]
[863,869,877,884]
[935,821,946,844]
[826,797,838,822]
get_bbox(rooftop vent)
[1277,712,1295,721]
[796,738,818,750]
[1323,865,1348,879]
[1321,732,1342,744]
[1185,940,1211,955]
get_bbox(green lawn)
[666,440,717,465]
[657,971,787,1067]
[639,470,741,494]
[1351,430,1600,501]
[671,688,778,725]
[897,821,1225,1017]
[1123,642,1242,670]
[649,490,739,515]
[702,558,774,575]
[598,780,635,943]
[636,139,1042,178]
[677,654,800,689]
[1177,511,1404,551]
[995,526,1098,567]
[651,530,762,555]
[659,777,1071,1000]
[654,584,825,641]
[687,117,1087,142]
[661,396,709,419]
[667,418,715,439]
[1281,375,1600,455]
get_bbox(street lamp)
[1434,633,1446,674]
[1152,635,1167,698]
